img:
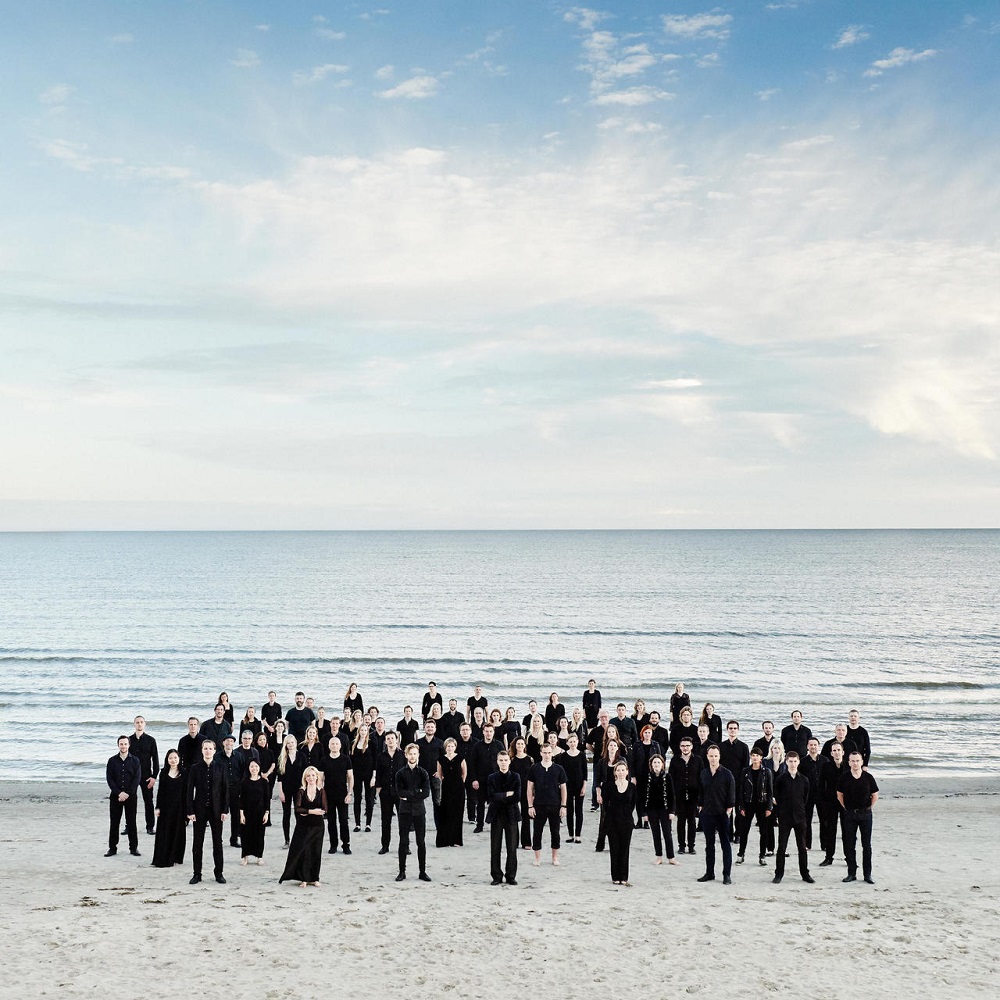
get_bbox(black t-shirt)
[322,754,353,799]
[838,770,879,811]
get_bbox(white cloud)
[40,84,74,105]
[864,47,937,77]
[782,134,834,151]
[317,28,346,40]
[592,86,673,106]
[256,24,270,32]
[109,33,133,45]
[376,75,440,99]
[230,49,260,69]
[755,88,780,101]
[662,12,733,40]
[293,63,350,86]
[833,25,870,49]
[641,378,704,389]
[375,64,395,80]
[564,8,607,32]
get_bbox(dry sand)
[1,776,997,999]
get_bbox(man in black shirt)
[582,679,602,729]
[456,722,479,822]
[199,704,232,750]
[261,691,282,736]
[669,738,702,854]
[696,745,735,884]
[284,691,315,742]
[720,720,750,842]
[322,736,354,854]
[847,710,872,768]
[470,723,502,833]
[736,747,772,866]
[129,716,159,835]
[613,703,638,750]
[772,751,814,884]
[218,734,245,847]
[669,706,698,756]
[375,731,404,854]
[487,750,521,885]
[648,711,671,754]
[751,720,776,758]
[438,699,464,741]
[396,706,419,748]
[818,742,847,866]
[177,717,204,771]
[527,745,567,867]
[417,719,445,826]
[822,723,857,760]
[395,743,431,882]
[466,685,488,723]
[105,735,141,857]
[837,750,879,884]
[780,710,812,761]
[799,737,828,850]
[186,738,229,884]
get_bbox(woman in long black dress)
[150,749,186,867]
[605,760,636,885]
[240,759,270,865]
[279,766,328,887]
[436,737,466,847]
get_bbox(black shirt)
[774,771,810,825]
[527,762,567,807]
[698,765,736,815]
[838,770,879,811]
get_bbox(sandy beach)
[1,775,997,999]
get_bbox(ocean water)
[0,530,996,782]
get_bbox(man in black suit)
[186,738,230,885]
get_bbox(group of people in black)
[105,679,879,889]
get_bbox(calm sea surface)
[0,530,996,782]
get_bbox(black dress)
[150,769,186,867]
[279,787,328,883]
[605,781,636,883]
[436,755,465,847]
[240,776,270,859]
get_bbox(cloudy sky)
[2,1,998,529]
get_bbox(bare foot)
[298,881,307,888]
[668,858,679,866]
[257,859,265,865]
[654,858,663,865]
[310,881,320,887]
[532,860,540,867]
[240,858,248,866]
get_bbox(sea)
[0,530,996,783]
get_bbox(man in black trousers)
[487,750,521,886]
[375,730,405,855]
[772,750,814,884]
[186,738,229,885]
[128,716,159,835]
[395,743,431,882]
[105,735,141,857]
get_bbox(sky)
[2,1,998,529]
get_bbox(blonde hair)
[300,765,320,790]
[278,735,298,775]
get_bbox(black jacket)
[186,759,230,820]
[668,753,702,806]
[486,770,521,824]
[645,768,676,813]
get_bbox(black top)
[321,754,353,799]
[774,771,810,825]
[698,765,736,815]
[543,703,566,733]
[128,732,159,780]
[395,764,431,812]
[668,753,702,804]
[261,702,282,727]
[284,706,316,741]
[396,717,419,747]
[720,738,750,778]
[416,736,445,777]
[669,692,691,724]
[375,749,406,794]
[486,770,521,824]
[344,693,364,715]
[780,723,813,760]
[526,762,567,807]
[582,689,602,728]
[847,725,872,767]
[106,753,141,796]
[560,750,588,794]
[421,692,444,719]
[838,770,879,811]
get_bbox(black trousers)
[607,818,633,882]
[701,811,732,878]
[676,800,697,850]
[775,820,809,878]
[139,780,155,831]
[804,800,816,849]
[109,794,138,851]
[531,804,561,851]
[647,806,675,859]
[841,808,874,878]
[737,804,770,859]
[490,816,518,881]
[466,781,477,821]
[474,784,488,828]
[191,814,224,878]
[818,801,839,859]
[354,782,376,827]
[379,791,396,850]
[228,783,242,844]
[519,800,532,847]
[281,796,293,843]
[398,809,427,873]
[567,793,585,839]
[327,798,351,850]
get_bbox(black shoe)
[215,874,226,884]
[147,827,155,835]
[772,874,783,883]
[759,858,767,866]
[354,825,361,832]
[803,874,815,883]
[418,871,431,882]
[328,848,337,854]
[697,873,715,882]
[723,876,732,884]
[473,826,484,833]
[395,872,406,881]
[189,875,201,884]
[129,849,141,857]
[843,874,857,883]
[594,846,604,853]
[735,855,745,864]
[365,826,371,832]
[378,847,389,855]
[688,847,696,854]
[491,878,503,885]
[342,847,352,855]
[819,857,833,867]
[507,878,517,885]
[864,876,875,884]
[230,840,239,847]
[104,849,117,857]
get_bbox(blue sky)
[2,1,998,528]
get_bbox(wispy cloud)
[564,8,607,32]
[317,28,346,41]
[864,47,937,78]
[592,86,673,106]
[293,64,350,86]
[662,12,733,41]
[40,84,74,106]
[376,75,440,100]
[375,64,395,80]
[230,49,260,69]
[109,33,133,45]
[755,88,780,101]
[833,25,870,49]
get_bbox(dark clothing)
[582,688,602,728]
[177,732,204,771]
[822,735,858,760]
[151,769,186,867]
[488,768,521,876]
[240,776,270,859]
[738,765,774,811]
[284,706,315,742]
[279,787,327,883]
[470,739,503,827]
[847,725,872,767]
[260,701,282,731]
[437,710,464,741]
[239,718,263,741]
[605,781,636,882]
[818,760,848,861]
[838,770,879,812]
[107,752,142,798]
[839,770,878,878]
[799,753,828,849]
[467,695,488,719]
[128,731,159,830]
[510,755,534,848]
[396,764,431,874]
[187,758,229,879]
[543,703,566,733]
[751,734,776,758]
[351,742,377,828]
[632,740,663,820]
[702,715,723,745]
[199,718,232,750]
[421,691,443,720]
[561,751,588,839]
[106,751,141,853]
[586,725,609,759]
[396,717,419,748]
[527,762,567,808]
[669,721,699,756]
[669,692,690,724]
[774,771,811,879]
[613,715,638,749]
[780,723,812,760]
[669,752,702,853]
[701,811,732,879]
[699,764,736,816]
[436,755,466,847]
[719,738,749,779]
[416,737,444,781]
[344,693,364,716]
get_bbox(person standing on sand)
[375,730,405,855]
[395,743,432,882]
[186,737,229,884]
[771,751,814,885]
[847,710,872,768]
[129,716,159,836]
[284,691,315,742]
[837,750,879,884]
[669,737,701,854]
[736,747,773,866]
[582,678,602,729]
[818,742,847,866]
[105,735,141,857]
[696,745,735,885]
[781,710,812,761]
[260,690,282,737]
[526,744,568,867]
[487,750,520,885]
